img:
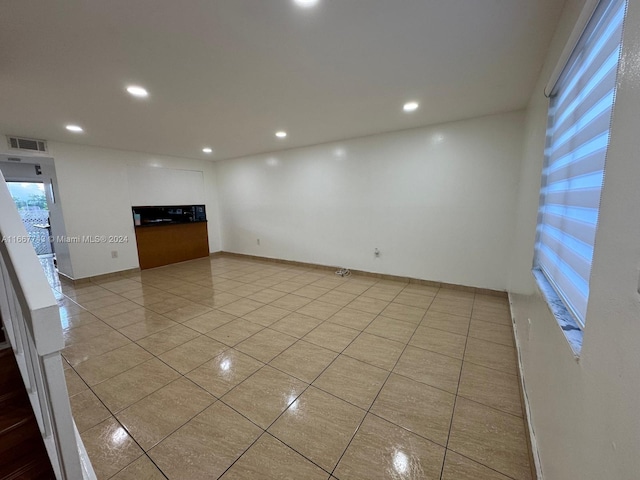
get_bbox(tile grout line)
[68,360,166,480]
[211,277,412,478]
[327,286,435,477]
[210,278,388,478]
[139,273,363,477]
[439,293,526,479]
[78,355,218,474]
[68,261,415,475]
[438,291,475,480]
[65,284,254,479]
[64,258,501,479]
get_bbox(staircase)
[0,169,92,479]
[0,347,55,480]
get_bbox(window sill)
[532,269,583,357]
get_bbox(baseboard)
[216,251,508,297]
[58,267,141,286]
[508,292,543,480]
[58,250,508,297]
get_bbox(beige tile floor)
[51,256,532,480]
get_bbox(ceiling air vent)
[7,136,48,153]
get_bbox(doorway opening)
[6,181,58,287]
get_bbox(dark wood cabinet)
[134,222,209,269]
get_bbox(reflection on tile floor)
[51,256,532,479]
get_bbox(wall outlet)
[111,250,118,258]
[374,248,380,257]
[257,238,260,246]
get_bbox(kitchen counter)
[135,219,207,228]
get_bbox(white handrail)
[0,170,90,479]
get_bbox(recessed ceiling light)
[275,131,287,138]
[403,101,419,112]
[126,85,149,98]
[294,0,319,8]
[65,125,84,133]
[202,147,213,154]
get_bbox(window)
[534,0,627,328]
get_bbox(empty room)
[0,0,639,479]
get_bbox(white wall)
[216,111,525,291]
[0,140,222,279]
[126,165,205,206]
[508,0,640,478]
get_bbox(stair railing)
[0,170,93,479]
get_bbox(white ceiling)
[0,0,564,161]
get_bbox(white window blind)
[535,0,626,327]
